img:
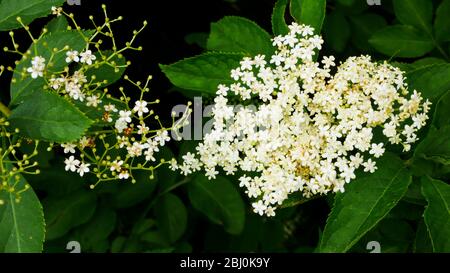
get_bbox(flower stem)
[0,101,11,117]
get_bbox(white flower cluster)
[62,90,190,184]
[175,23,430,217]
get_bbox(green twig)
[0,101,11,117]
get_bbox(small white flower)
[77,162,90,177]
[86,95,101,107]
[133,100,149,117]
[363,159,377,173]
[127,142,144,157]
[154,130,170,146]
[369,143,385,158]
[252,200,267,216]
[79,50,97,65]
[115,119,128,133]
[137,124,149,135]
[110,160,123,172]
[49,77,66,90]
[27,56,46,78]
[66,50,80,63]
[118,110,132,123]
[51,6,63,16]
[64,156,80,172]
[169,158,178,171]
[61,143,76,154]
[79,136,91,149]
[144,149,155,161]
[104,104,118,112]
[118,170,130,179]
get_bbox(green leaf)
[336,0,355,6]
[354,218,415,253]
[111,170,157,209]
[155,193,187,243]
[272,0,289,36]
[406,64,450,101]
[188,175,245,235]
[411,57,447,69]
[323,10,350,53]
[9,90,93,142]
[10,30,89,105]
[76,207,117,249]
[414,220,433,253]
[415,126,450,165]
[435,0,450,42]
[421,176,450,252]
[369,25,435,58]
[393,0,433,35]
[45,16,69,34]
[0,165,45,253]
[349,13,387,52]
[0,0,65,31]
[84,50,127,88]
[319,153,412,253]
[290,0,326,33]
[207,16,274,56]
[432,90,450,129]
[43,189,97,241]
[185,32,208,49]
[160,52,245,95]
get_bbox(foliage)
[0,0,449,254]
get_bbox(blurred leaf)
[26,165,84,196]
[155,193,187,243]
[155,147,177,193]
[336,0,355,6]
[185,32,208,49]
[9,90,93,142]
[349,13,387,52]
[421,176,450,252]
[111,170,157,209]
[0,0,65,31]
[402,177,427,205]
[393,0,433,34]
[290,0,326,33]
[207,16,274,56]
[387,201,423,221]
[435,0,450,42]
[413,219,433,253]
[352,218,414,253]
[140,230,170,247]
[188,175,245,235]
[160,52,244,94]
[319,153,412,253]
[369,25,434,58]
[272,0,289,36]
[110,236,126,253]
[43,189,97,240]
[0,165,44,253]
[323,10,350,53]
[76,207,117,248]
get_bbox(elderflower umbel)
[176,23,431,217]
